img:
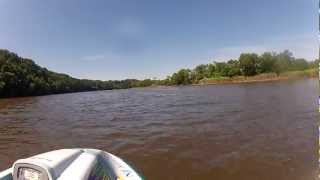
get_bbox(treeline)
[163,50,318,85]
[0,49,317,97]
[0,49,153,97]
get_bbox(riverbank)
[197,69,317,85]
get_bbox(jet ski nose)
[0,149,143,180]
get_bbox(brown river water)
[0,79,318,180]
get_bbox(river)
[0,79,317,180]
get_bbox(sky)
[0,0,317,80]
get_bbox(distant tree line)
[163,50,318,85]
[0,49,317,97]
[0,49,153,97]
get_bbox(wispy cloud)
[82,51,122,61]
[211,34,317,61]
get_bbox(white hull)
[0,149,143,180]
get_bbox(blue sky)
[0,0,317,80]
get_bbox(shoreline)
[195,70,317,86]
[141,76,316,90]
[1,70,317,98]
[0,77,316,99]
[143,70,317,88]
[193,76,316,86]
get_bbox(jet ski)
[0,149,143,180]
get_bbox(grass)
[280,69,317,78]
[198,69,317,85]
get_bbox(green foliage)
[291,58,309,71]
[274,50,293,74]
[166,50,316,85]
[194,64,208,82]
[170,69,192,85]
[239,53,259,76]
[225,60,241,77]
[0,49,317,97]
[0,49,159,97]
[207,64,216,77]
[259,52,277,73]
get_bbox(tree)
[0,49,160,97]
[0,49,317,97]
[258,52,277,73]
[171,69,192,85]
[194,64,208,82]
[207,63,216,78]
[226,59,241,77]
[291,58,309,71]
[274,50,293,74]
[214,62,228,75]
[239,53,259,76]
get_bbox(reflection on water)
[0,79,317,180]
